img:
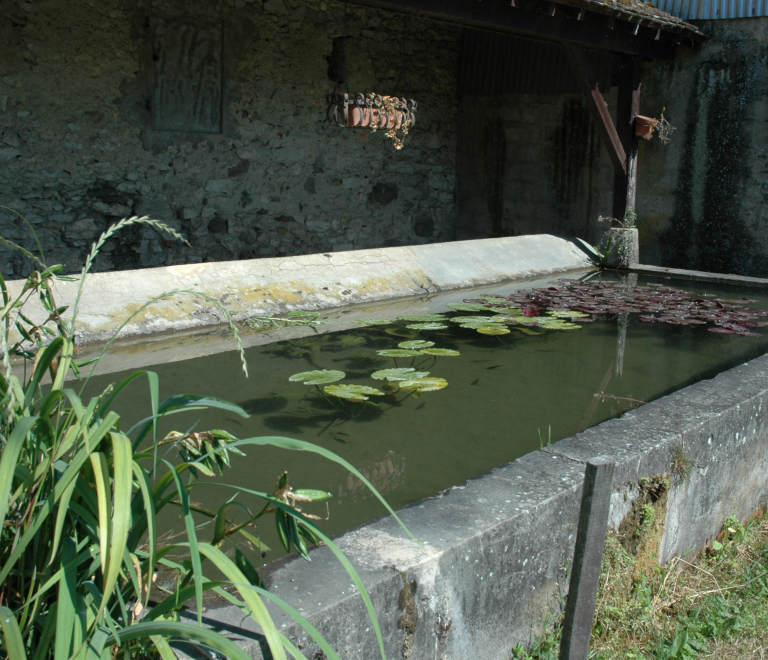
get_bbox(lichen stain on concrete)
[66,271,431,338]
[398,572,419,660]
[336,528,438,572]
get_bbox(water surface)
[83,273,768,561]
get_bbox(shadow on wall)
[656,26,768,277]
[455,92,612,244]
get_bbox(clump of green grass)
[512,513,768,659]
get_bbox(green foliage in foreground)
[511,515,768,660]
[0,216,414,660]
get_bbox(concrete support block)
[603,228,639,269]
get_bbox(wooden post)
[612,54,642,222]
[559,457,615,660]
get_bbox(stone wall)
[0,0,460,278]
[639,18,768,275]
[456,20,768,278]
[455,85,616,245]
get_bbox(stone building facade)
[456,19,768,278]
[2,0,767,279]
[0,0,460,277]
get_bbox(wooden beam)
[339,0,673,58]
[563,42,626,175]
[612,54,642,221]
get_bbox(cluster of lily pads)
[288,339,457,403]
[349,280,768,339]
[352,305,587,337]
[491,280,768,337]
[287,279,766,408]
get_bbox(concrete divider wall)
[5,234,592,345]
[197,352,768,660]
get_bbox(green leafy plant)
[0,215,415,660]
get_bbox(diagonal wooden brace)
[563,42,626,175]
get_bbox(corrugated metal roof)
[651,0,768,19]
[459,30,615,96]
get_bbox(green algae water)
[82,273,768,561]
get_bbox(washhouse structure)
[3,3,768,658]
[2,0,737,281]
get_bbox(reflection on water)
[335,450,407,503]
[82,273,768,561]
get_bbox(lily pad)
[324,384,385,401]
[460,321,505,330]
[477,326,510,335]
[406,323,448,330]
[446,303,495,312]
[396,313,448,322]
[371,368,430,381]
[547,310,590,319]
[539,319,582,330]
[354,318,394,326]
[450,316,500,324]
[479,296,511,304]
[399,377,448,392]
[398,340,435,349]
[419,348,461,356]
[377,349,423,357]
[289,369,346,385]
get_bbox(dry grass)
[512,504,768,660]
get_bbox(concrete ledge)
[631,263,768,287]
[5,234,591,346]
[195,353,768,659]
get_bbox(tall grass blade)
[149,635,177,660]
[54,538,77,660]
[249,584,342,660]
[214,484,389,660]
[164,461,205,626]
[0,416,37,525]
[130,461,156,611]
[98,621,256,660]
[88,452,111,575]
[23,337,63,407]
[195,543,287,660]
[48,477,77,565]
[94,432,133,627]
[0,606,27,660]
[226,436,419,546]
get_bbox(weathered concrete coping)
[63,269,593,380]
[631,263,768,287]
[5,234,592,347]
[193,352,768,660]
